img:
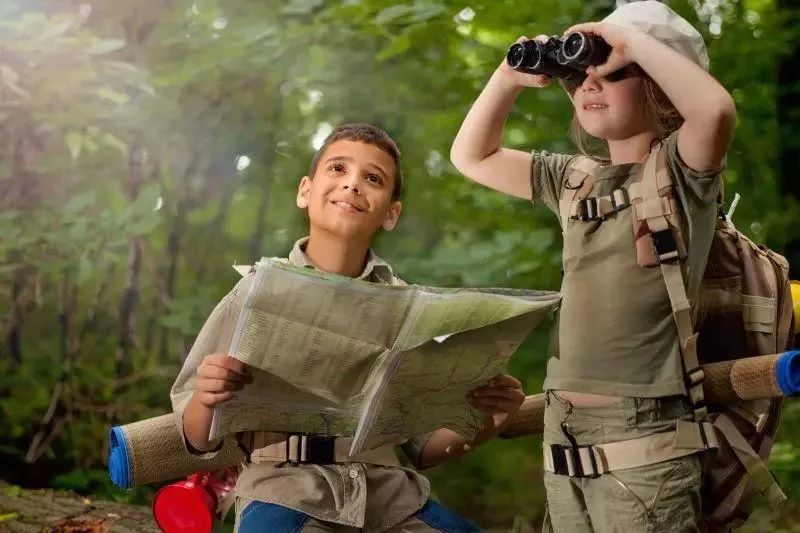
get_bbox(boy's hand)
[467,374,525,431]
[192,353,252,408]
[497,35,552,89]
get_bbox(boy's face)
[296,140,402,241]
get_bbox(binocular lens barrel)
[560,32,611,66]
[505,32,610,81]
[506,41,542,70]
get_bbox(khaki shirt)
[170,237,431,531]
[531,133,722,397]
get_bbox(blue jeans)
[238,499,481,532]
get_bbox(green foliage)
[1,0,799,529]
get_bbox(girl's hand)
[497,35,552,89]
[468,374,525,430]
[564,22,642,79]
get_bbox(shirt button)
[348,468,359,479]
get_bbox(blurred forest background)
[1,0,799,530]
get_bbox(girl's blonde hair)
[566,72,684,162]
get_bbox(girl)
[450,2,735,531]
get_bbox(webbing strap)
[248,432,400,466]
[566,188,631,222]
[714,414,787,510]
[543,421,717,477]
[558,156,600,231]
[640,146,707,421]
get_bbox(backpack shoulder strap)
[639,145,708,421]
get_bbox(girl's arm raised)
[567,22,736,172]
[450,37,551,200]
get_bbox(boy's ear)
[296,176,312,208]
[381,201,402,231]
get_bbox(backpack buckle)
[283,433,336,465]
[577,197,599,221]
[610,188,630,212]
[686,367,705,387]
[651,228,680,263]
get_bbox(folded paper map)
[209,259,560,455]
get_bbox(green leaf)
[376,32,411,62]
[102,132,128,155]
[95,86,130,105]
[86,38,126,55]
[2,485,21,498]
[66,131,82,159]
[375,5,414,25]
[0,64,28,98]
[283,0,323,16]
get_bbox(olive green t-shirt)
[531,133,722,397]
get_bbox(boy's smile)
[297,140,402,240]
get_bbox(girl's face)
[568,66,651,141]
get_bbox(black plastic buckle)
[651,228,679,263]
[549,444,600,478]
[284,433,336,465]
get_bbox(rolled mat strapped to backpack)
[501,350,800,439]
[108,414,245,489]
[107,351,799,488]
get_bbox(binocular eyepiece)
[506,32,611,82]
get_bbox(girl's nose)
[581,75,601,92]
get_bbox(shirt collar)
[288,237,395,283]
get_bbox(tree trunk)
[0,481,159,533]
[24,272,73,464]
[157,154,200,362]
[248,82,285,261]
[113,136,144,420]
[777,0,800,204]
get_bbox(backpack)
[559,142,794,530]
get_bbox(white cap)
[603,1,709,70]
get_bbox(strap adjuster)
[651,228,679,263]
[576,197,599,221]
[686,367,705,387]
[610,188,630,212]
[283,433,336,465]
[549,443,600,478]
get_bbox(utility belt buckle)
[284,433,336,465]
[549,443,600,478]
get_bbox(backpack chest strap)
[566,187,632,222]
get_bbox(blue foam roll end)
[776,350,800,397]
[108,426,133,489]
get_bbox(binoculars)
[506,32,611,82]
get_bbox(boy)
[171,123,525,532]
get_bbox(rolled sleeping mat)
[108,413,245,489]
[502,351,800,439]
[703,351,800,402]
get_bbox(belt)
[245,431,401,467]
[543,420,718,478]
